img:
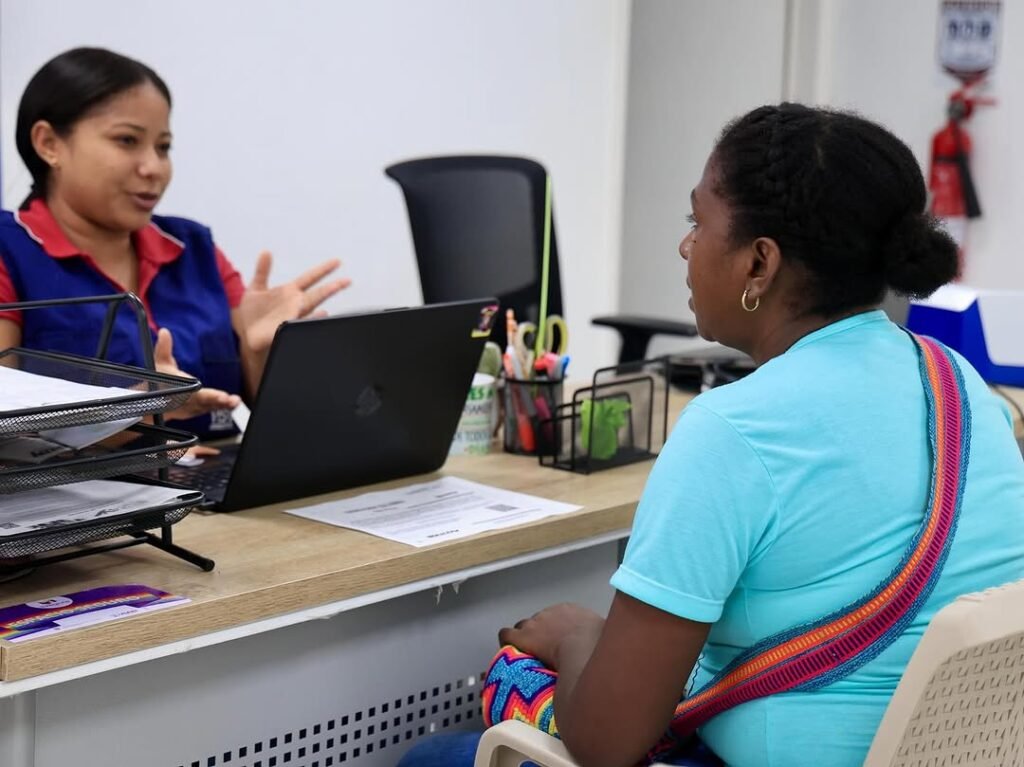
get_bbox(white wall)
[811,0,1024,290]
[0,0,629,377]
[8,1,1017,374]
[617,0,787,355]
[618,0,1024,359]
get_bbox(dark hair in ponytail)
[16,47,171,204]
[711,103,958,316]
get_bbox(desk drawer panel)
[30,542,619,767]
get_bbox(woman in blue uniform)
[0,47,349,438]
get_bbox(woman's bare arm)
[499,592,711,767]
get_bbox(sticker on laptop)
[473,304,499,338]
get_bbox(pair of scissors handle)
[517,315,568,357]
[510,329,534,379]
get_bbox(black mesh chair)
[385,155,698,361]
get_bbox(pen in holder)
[502,376,563,455]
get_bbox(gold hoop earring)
[741,289,760,312]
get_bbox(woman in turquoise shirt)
[399,105,1024,766]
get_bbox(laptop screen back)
[219,298,497,511]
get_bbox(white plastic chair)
[473,720,673,767]
[474,579,1024,767]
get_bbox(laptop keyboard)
[162,444,240,504]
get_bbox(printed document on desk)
[284,476,582,547]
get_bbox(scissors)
[514,315,569,374]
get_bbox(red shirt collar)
[16,197,184,266]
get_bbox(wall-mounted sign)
[937,1,1002,82]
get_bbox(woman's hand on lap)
[498,603,605,670]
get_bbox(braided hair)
[712,103,958,316]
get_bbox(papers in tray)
[0,365,146,462]
[284,476,582,547]
[0,418,142,464]
[0,480,194,537]
[0,365,144,413]
[0,584,189,642]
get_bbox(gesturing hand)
[154,328,241,419]
[235,251,351,354]
[498,603,605,670]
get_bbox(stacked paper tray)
[0,480,204,559]
[0,347,200,433]
[0,423,198,494]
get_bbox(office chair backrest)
[385,155,563,351]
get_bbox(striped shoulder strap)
[649,333,972,761]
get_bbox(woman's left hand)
[235,251,351,354]
[498,603,605,670]
[154,328,241,419]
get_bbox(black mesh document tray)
[0,347,200,434]
[537,358,670,474]
[0,481,204,560]
[0,294,214,575]
[0,423,198,494]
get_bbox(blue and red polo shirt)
[0,198,245,438]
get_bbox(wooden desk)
[0,450,657,683]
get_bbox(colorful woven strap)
[649,333,971,759]
[482,333,971,766]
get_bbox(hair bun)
[881,212,959,298]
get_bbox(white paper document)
[0,365,144,413]
[284,476,582,547]
[0,418,141,464]
[38,417,142,449]
[0,480,192,537]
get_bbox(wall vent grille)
[178,672,484,767]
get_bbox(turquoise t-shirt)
[610,311,1024,767]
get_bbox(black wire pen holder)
[0,293,216,575]
[537,357,670,474]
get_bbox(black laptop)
[164,298,498,511]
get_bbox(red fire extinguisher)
[928,87,992,276]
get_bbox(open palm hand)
[235,251,351,354]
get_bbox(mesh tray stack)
[0,346,213,571]
[0,423,197,493]
[0,347,199,432]
[0,493,201,559]
[537,357,670,475]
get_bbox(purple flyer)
[0,583,188,642]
